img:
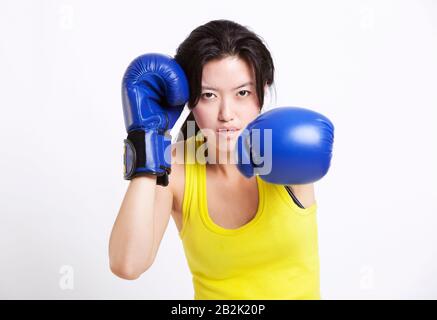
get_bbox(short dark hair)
[174,19,275,141]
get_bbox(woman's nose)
[218,99,234,122]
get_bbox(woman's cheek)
[238,102,260,120]
[194,108,217,133]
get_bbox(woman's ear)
[261,84,270,111]
[263,84,270,100]
[263,83,276,111]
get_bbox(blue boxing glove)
[122,53,189,186]
[236,107,334,185]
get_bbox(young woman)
[109,20,333,300]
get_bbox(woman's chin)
[216,137,237,152]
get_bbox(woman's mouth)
[216,128,240,138]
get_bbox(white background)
[1,0,436,299]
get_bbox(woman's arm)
[109,175,174,280]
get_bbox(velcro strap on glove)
[123,129,171,186]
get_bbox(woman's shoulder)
[287,183,316,209]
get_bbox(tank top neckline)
[198,162,266,236]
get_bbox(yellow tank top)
[179,135,321,300]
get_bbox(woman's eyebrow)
[201,81,254,91]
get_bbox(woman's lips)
[216,128,241,138]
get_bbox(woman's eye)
[201,92,215,99]
[238,90,251,97]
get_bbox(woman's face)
[192,56,261,155]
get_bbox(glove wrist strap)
[123,129,171,186]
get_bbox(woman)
[109,19,333,300]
